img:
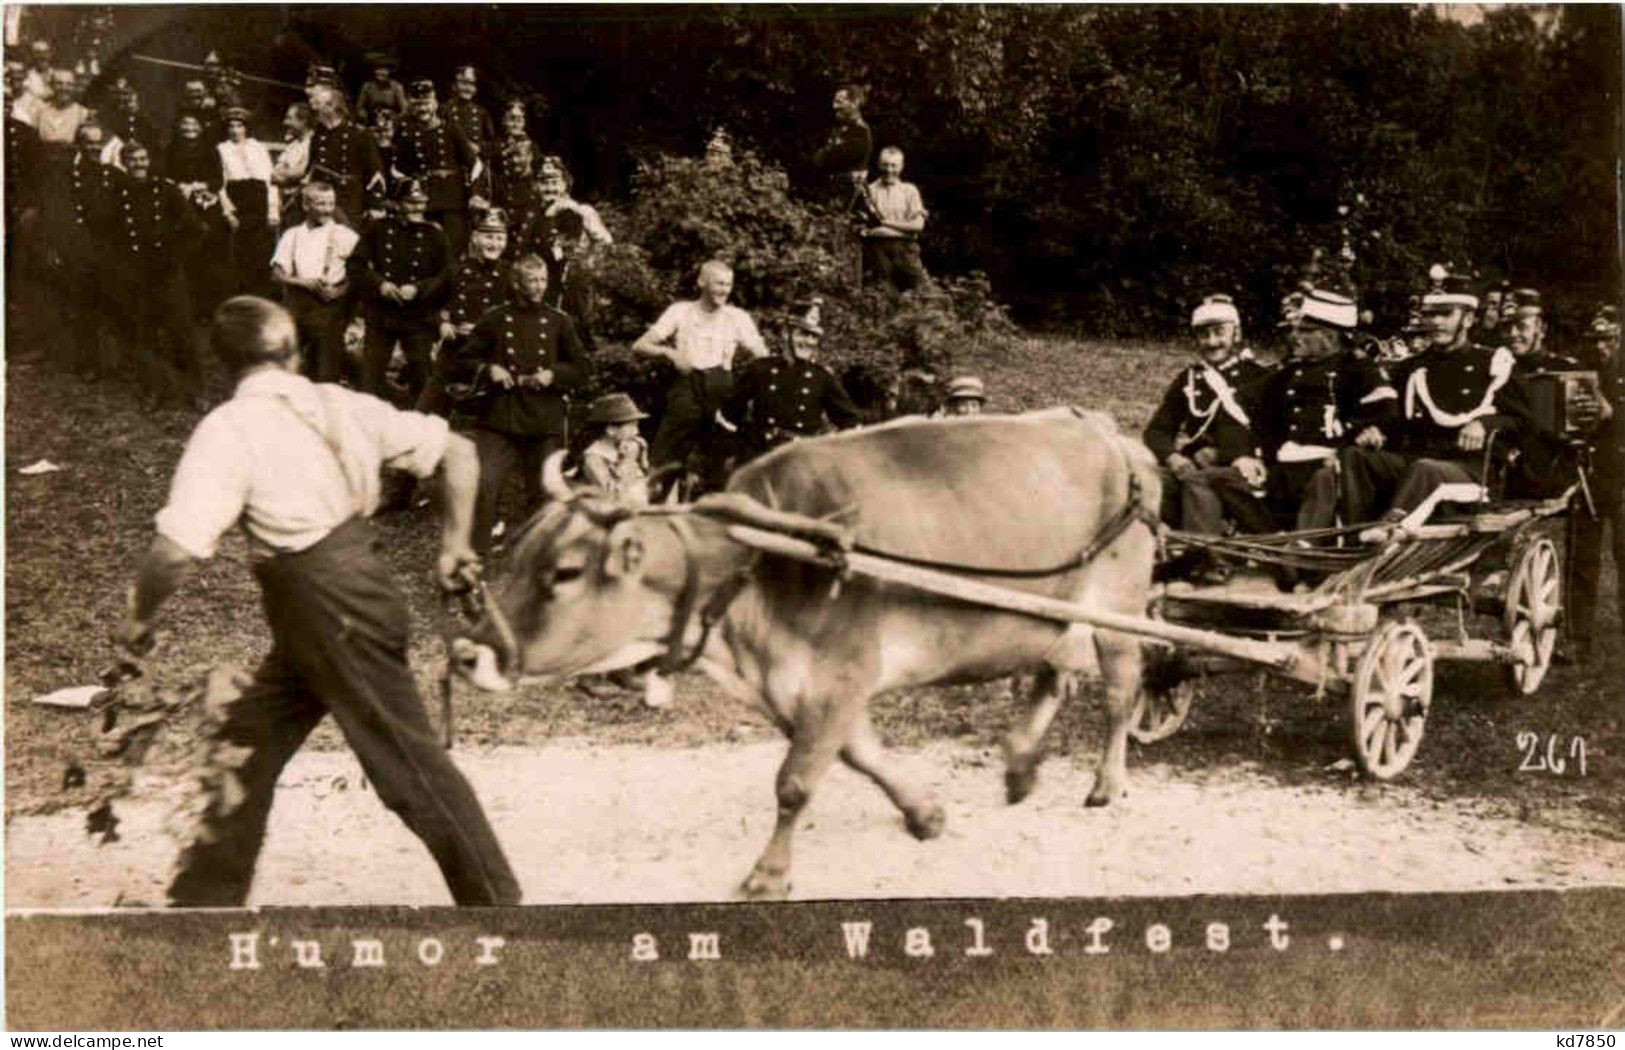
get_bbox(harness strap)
[655,515,761,675]
[848,468,1156,578]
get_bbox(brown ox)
[453,407,1160,898]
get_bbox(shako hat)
[408,77,435,99]
[397,178,429,204]
[475,207,508,234]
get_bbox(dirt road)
[7,738,1623,908]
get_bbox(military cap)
[454,65,477,84]
[221,105,251,124]
[29,40,52,57]
[1191,293,1240,328]
[587,392,649,426]
[787,297,824,337]
[203,50,223,68]
[305,63,341,88]
[537,153,567,177]
[1507,288,1543,319]
[408,77,435,99]
[475,208,509,234]
[1299,288,1359,329]
[363,50,397,70]
[946,376,986,403]
[397,178,429,204]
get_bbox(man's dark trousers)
[167,517,521,907]
[1159,464,1274,535]
[284,286,350,384]
[1341,447,1479,522]
[363,309,437,404]
[471,429,565,555]
[649,368,735,480]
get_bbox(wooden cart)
[725,481,1572,782]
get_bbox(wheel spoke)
[1379,720,1397,768]
[1362,706,1387,754]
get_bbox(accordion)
[1523,370,1604,438]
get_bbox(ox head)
[450,453,717,692]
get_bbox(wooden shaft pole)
[726,524,1301,672]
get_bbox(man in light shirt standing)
[271,181,359,383]
[859,145,929,295]
[112,295,519,907]
[633,258,768,480]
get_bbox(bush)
[589,148,1022,416]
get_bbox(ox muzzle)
[448,587,520,693]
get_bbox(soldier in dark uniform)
[1505,288,1581,375]
[443,65,495,163]
[1144,294,1274,540]
[1257,288,1393,530]
[396,78,478,258]
[4,66,42,292]
[543,208,598,356]
[61,122,121,374]
[814,84,872,208]
[1504,287,1590,499]
[1340,273,1536,524]
[348,178,452,403]
[459,254,591,553]
[369,108,399,202]
[104,78,158,163]
[109,142,208,404]
[306,81,386,227]
[723,298,860,461]
[1569,306,1625,661]
[491,99,537,211]
[418,207,512,416]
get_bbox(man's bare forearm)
[130,534,197,626]
[438,433,481,555]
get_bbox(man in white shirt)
[633,258,768,478]
[271,181,360,382]
[860,145,929,294]
[113,295,519,908]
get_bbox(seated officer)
[723,298,861,461]
[1255,287,1392,530]
[1340,272,1535,524]
[1144,294,1273,540]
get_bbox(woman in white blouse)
[217,105,279,297]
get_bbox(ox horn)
[542,449,576,502]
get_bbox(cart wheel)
[1503,537,1561,695]
[1349,619,1433,781]
[1131,680,1195,744]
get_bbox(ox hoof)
[1085,782,1126,808]
[905,804,946,841]
[1005,765,1039,805]
[738,870,790,901]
